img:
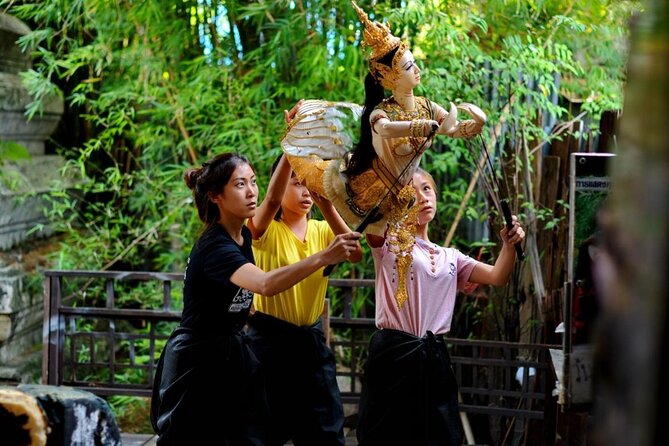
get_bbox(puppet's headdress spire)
[351,1,408,88]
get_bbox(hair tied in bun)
[184,168,201,190]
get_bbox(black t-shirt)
[180,224,255,332]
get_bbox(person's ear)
[208,191,223,205]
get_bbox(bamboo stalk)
[521,127,546,320]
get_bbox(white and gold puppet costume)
[281,1,486,308]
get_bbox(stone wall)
[0,262,42,384]
[1,12,66,251]
[1,13,65,385]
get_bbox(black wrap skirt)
[150,326,269,445]
[246,312,344,446]
[356,329,463,446]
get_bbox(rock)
[0,384,122,446]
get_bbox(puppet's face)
[393,49,421,91]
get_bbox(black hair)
[345,47,398,176]
[184,152,252,228]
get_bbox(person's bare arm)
[247,155,291,239]
[468,216,524,286]
[248,100,304,239]
[312,194,362,263]
[230,232,361,295]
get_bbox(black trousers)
[356,329,464,446]
[247,312,345,446]
[150,326,269,445]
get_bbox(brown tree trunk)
[591,2,669,445]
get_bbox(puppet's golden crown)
[351,1,408,87]
[351,1,401,59]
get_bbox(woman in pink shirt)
[356,168,525,446]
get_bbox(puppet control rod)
[472,134,525,261]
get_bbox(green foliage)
[108,396,153,434]
[1,0,637,351]
[0,142,32,191]
[0,140,30,161]
[2,0,636,272]
[525,199,568,231]
[574,190,607,248]
[1,0,637,421]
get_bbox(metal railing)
[43,270,558,436]
[42,270,182,397]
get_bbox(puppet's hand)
[410,119,440,137]
[453,102,487,138]
[439,102,459,135]
[458,103,487,125]
[450,103,487,139]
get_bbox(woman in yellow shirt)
[246,103,362,446]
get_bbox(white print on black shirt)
[184,257,190,281]
[228,287,253,313]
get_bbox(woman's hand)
[284,99,305,124]
[323,232,362,265]
[313,193,363,263]
[469,215,525,286]
[500,215,525,246]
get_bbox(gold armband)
[410,120,424,138]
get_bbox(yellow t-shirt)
[252,219,334,326]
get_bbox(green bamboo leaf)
[0,141,31,161]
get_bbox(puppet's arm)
[371,110,439,139]
[434,102,487,139]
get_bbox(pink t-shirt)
[371,237,479,336]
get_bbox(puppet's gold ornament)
[280,1,487,306]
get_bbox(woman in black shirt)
[151,152,360,445]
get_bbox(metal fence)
[43,270,558,443]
